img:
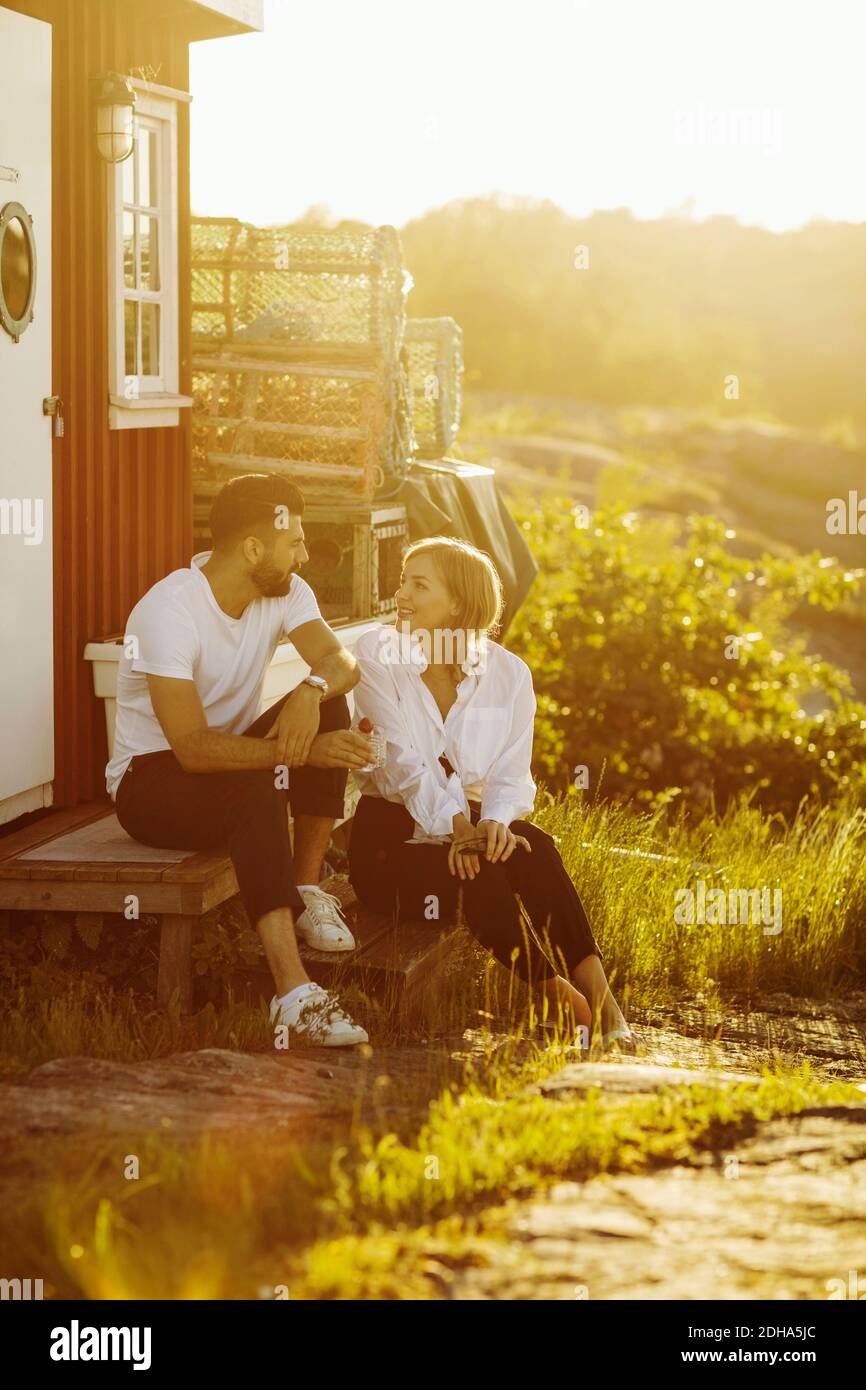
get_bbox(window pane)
[141,301,160,376]
[140,217,160,291]
[124,299,138,376]
[122,140,135,204]
[123,211,136,288]
[139,127,157,208]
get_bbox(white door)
[0,6,53,825]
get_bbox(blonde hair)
[401,536,504,637]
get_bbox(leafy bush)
[0,900,266,1006]
[508,495,866,815]
[0,910,159,997]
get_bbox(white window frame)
[107,80,193,430]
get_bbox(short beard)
[250,553,296,598]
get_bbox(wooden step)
[0,807,464,1015]
[229,873,461,1013]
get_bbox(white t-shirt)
[350,622,537,840]
[105,551,322,800]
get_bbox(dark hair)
[209,473,305,554]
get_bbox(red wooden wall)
[4,0,198,812]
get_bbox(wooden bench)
[0,802,459,1014]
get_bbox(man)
[108,472,375,1046]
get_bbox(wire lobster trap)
[192,350,388,500]
[191,217,411,360]
[190,217,416,496]
[402,317,463,460]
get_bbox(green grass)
[0,983,272,1079]
[2,1054,861,1299]
[298,1061,863,1299]
[534,791,866,1000]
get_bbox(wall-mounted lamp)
[91,72,136,163]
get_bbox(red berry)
[358,717,373,733]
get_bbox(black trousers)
[348,794,603,986]
[115,688,350,928]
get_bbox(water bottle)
[356,716,386,772]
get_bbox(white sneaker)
[269,983,369,1047]
[296,886,356,952]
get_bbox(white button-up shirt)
[350,622,537,841]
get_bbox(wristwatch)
[302,674,329,698]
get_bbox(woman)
[348,536,637,1051]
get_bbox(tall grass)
[535,791,866,999]
[0,984,275,1079]
[1,793,863,1077]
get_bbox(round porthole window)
[0,201,37,343]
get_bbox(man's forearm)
[174,647,358,772]
[175,649,358,772]
[178,729,279,775]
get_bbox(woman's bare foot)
[537,976,593,1045]
[595,1021,640,1055]
[569,954,639,1053]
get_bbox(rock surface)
[446,1103,866,1300]
[0,1042,470,1148]
[533,1060,758,1096]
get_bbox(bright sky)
[190,0,866,232]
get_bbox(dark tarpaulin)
[389,459,538,635]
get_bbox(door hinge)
[43,396,65,437]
